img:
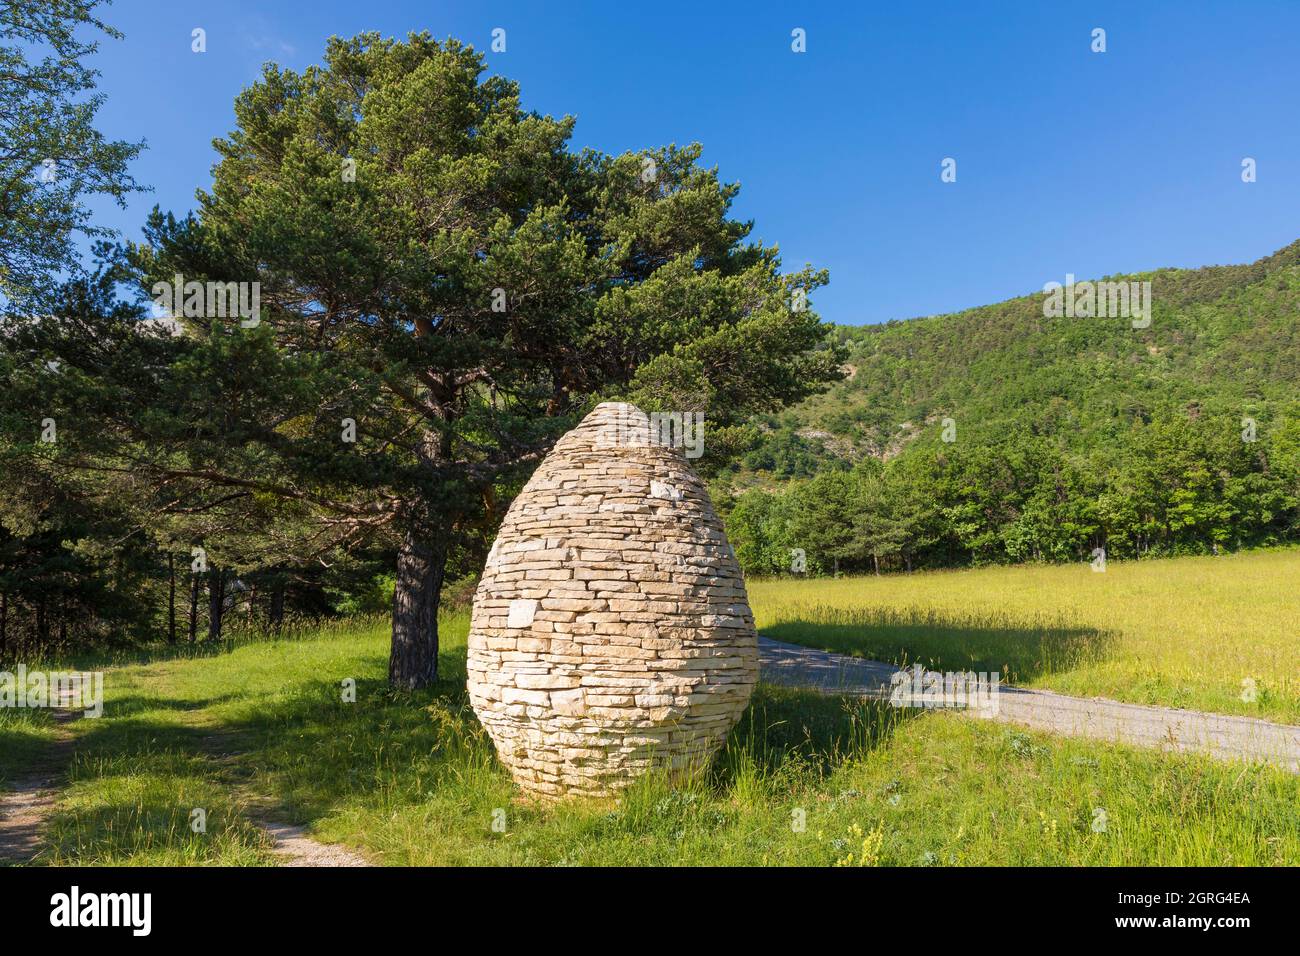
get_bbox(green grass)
[5,602,1295,866]
[0,706,58,787]
[750,549,1300,723]
[41,751,273,866]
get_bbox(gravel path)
[0,771,64,865]
[256,819,372,867]
[758,636,1300,773]
[0,681,85,865]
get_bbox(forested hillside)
[722,240,1300,574]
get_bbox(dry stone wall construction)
[467,402,758,798]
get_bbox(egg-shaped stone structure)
[467,402,758,798]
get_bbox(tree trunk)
[269,580,285,631]
[167,553,177,644]
[873,553,880,576]
[36,596,48,648]
[388,363,457,690]
[188,573,199,642]
[0,591,7,660]
[389,525,450,690]
[207,568,226,642]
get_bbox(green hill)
[721,240,1300,574]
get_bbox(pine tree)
[25,34,841,686]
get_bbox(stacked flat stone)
[467,402,758,799]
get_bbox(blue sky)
[84,0,1300,325]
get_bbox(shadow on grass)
[35,745,271,865]
[17,631,495,863]
[718,683,913,784]
[763,606,1116,684]
[0,709,57,787]
[37,633,920,863]
[554,684,915,852]
[232,647,499,820]
[98,694,245,720]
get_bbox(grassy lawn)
[7,607,1295,866]
[750,549,1300,724]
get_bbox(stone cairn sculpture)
[467,402,759,798]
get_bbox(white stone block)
[507,598,538,628]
